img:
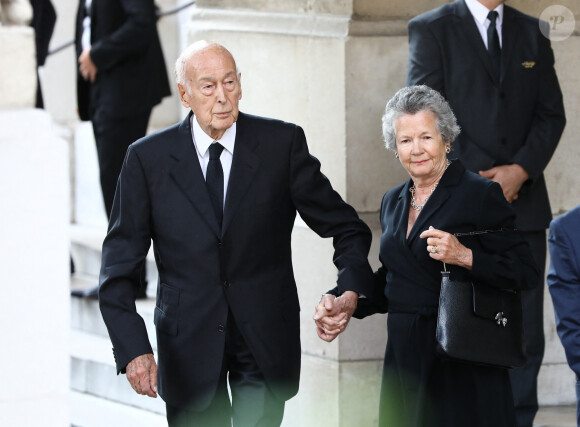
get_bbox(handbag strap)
[442,228,515,272]
[452,227,513,237]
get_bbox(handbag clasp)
[495,312,508,327]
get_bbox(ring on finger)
[430,245,437,254]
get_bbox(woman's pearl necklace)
[409,160,451,211]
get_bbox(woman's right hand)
[420,226,473,269]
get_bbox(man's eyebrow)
[198,71,236,82]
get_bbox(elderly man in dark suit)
[98,40,373,426]
[406,1,566,425]
[547,205,580,426]
[73,0,171,299]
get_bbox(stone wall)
[0,25,70,424]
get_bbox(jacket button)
[218,324,225,332]
[223,281,230,288]
[218,240,223,248]
[501,137,507,145]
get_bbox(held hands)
[479,164,529,203]
[420,226,473,270]
[78,48,98,82]
[312,291,358,342]
[126,353,158,398]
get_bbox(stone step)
[70,328,165,416]
[70,272,163,421]
[70,224,159,298]
[69,223,161,420]
[71,274,158,346]
[70,390,166,427]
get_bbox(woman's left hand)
[419,226,473,269]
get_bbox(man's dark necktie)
[206,142,225,227]
[487,10,501,81]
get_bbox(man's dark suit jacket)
[98,111,374,410]
[407,0,566,231]
[548,205,580,380]
[75,0,170,121]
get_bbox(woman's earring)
[395,152,399,159]
[445,146,451,154]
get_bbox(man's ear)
[237,73,242,100]
[177,83,190,108]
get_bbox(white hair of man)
[174,40,241,91]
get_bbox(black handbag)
[435,230,526,369]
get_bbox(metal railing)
[47,0,195,57]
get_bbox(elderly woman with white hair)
[315,85,539,426]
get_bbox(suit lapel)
[455,0,500,86]
[394,181,412,246]
[169,112,221,236]
[391,181,435,275]
[222,113,260,235]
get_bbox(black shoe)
[71,285,99,299]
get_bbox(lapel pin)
[521,61,535,69]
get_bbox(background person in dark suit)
[406,1,566,424]
[98,40,373,426]
[73,0,171,299]
[547,204,580,426]
[29,0,56,108]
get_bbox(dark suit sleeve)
[288,126,374,297]
[469,182,539,290]
[406,17,445,94]
[353,194,389,318]
[351,261,389,319]
[327,254,389,319]
[547,216,580,378]
[89,0,158,72]
[511,23,566,184]
[99,145,153,373]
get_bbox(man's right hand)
[479,164,529,203]
[313,291,358,342]
[78,48,98,82]
[126,353,158,398]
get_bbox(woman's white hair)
[381,85,460,151]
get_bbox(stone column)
[0,22,70,426]
[181,0,580,423]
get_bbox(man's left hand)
[479,164,529,203]
[79,48,98,82]
[313,291,358,342]
[126,353,158,398]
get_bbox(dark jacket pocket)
[154,282,179,336]
[154,306,178,336]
